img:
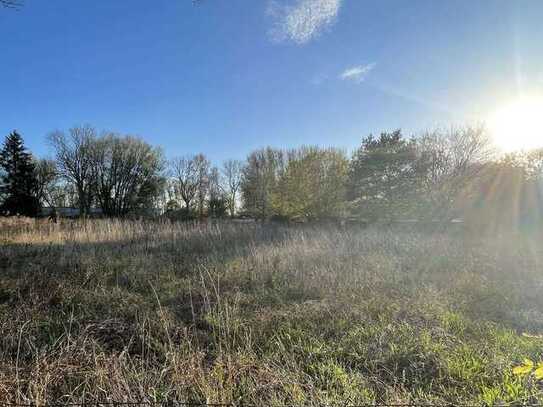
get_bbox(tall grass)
[1,217,543,404]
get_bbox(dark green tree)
[208,196,227,218]
[0,131,40,216]
[347,130,424,220]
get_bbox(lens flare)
[488,96,543,152]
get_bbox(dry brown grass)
[1,217,543,404]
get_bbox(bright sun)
[488,96,543,152]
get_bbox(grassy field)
[1,218,543,404]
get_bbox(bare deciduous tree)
[221,159,243,217]
[48,125,98,216]
[93,133,164,216]
[33,158,58,207]
[208,166,221,202]
[194,153,210,218]
[416,125,494,217]
[171,153,210,217]
[207,166,227,217]
[171,155,199,214]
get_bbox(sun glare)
[488,96,543,152]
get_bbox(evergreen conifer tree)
[0,131,40,216]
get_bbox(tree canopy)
[347,130,425,220]
[1,124,542,230]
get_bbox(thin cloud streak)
[369,80,455,116]
[268,0,342,45]
[339,63,376,83]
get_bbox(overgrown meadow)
[1,217,543,404]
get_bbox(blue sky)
[1,0,542,163]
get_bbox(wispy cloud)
[268,0,342,45]
[339,63,376,83]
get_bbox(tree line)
[1,125,542,228]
